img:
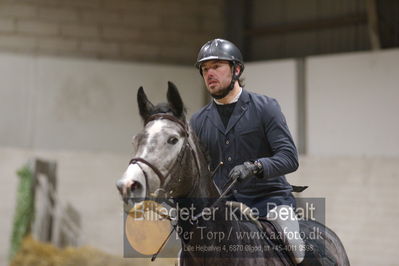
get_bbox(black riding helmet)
[195,38,244,74]
[195,39,244,97]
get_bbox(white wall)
[0,52,204,154]
[246,49,399,157]
[8,48,398,157]
[288,155,399,266]
[245,59,298,145]
[307,49,399,156]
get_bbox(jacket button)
[233,189,238,194]
[225,140,230,145]
[227,157,232,161]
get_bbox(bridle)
[128,113,200,198]
[128,113,238,261]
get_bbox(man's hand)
[228,161,263,181]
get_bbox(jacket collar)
[206,89,250,135]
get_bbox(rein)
[149,160,229,262]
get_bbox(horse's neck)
[190,142,219,198]
[187,135,219,200]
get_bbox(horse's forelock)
[151,103,186,120]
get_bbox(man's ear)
[167,81,185,119]
[231,62,242,76]
[235,65,241,76]
[137,86,154,122]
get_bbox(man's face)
[200,60,233,99]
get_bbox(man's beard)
[210,84,233,100]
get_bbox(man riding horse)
[116,38,349,265]
[190,38,305,264]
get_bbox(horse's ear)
[167,81,185,118]
[137,86,154,121]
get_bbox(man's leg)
[266,205,305,264]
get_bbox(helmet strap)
[229,62,241,90]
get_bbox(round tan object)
[125,200,172,255]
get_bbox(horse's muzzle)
[116,164,147,201]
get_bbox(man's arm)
[257,98,299,179]
[228,98,298,181]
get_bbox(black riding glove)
[228,161,263,181]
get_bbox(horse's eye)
[167,136,179,145]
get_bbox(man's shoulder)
[246,90,280,111]
[190,102,213,133]
[190,102,212,122]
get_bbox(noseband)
[129,113,198,197]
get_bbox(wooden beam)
[224,0,246,49]
[242,0,253,61]
[296,58,307,155]
[366,0,381,50]
[246,13,368,37]
[224,0,254,60]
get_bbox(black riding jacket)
[190,89,299,216]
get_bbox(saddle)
[258,218,297,265]
[225,201,296,265]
